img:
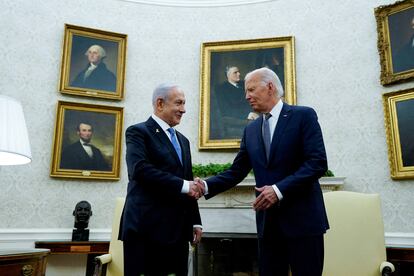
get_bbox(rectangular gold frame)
[375,0,414,85]
[383,88,414,179]
[199,36,296,150]
[59,24,127,100]
[50,101,124,180]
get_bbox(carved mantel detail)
[198,176,345,208]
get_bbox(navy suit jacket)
[206,103,329,238]
[119,117,201,244]
[60,141,110,171]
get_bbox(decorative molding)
[0,229,111,249]
[385,232,414,248]
[0,229,413,248]
[118,0,276,7]
[198,176,345,208]
[319,176,346,192]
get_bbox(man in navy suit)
[60,122,110,171]
[197,67,329,276]
[119,84,203,276]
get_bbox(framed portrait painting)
[199,36,296,149]
[59,24,127,100]
[376,0,414,85]
[383,88,414,179]
[50,101,124,180]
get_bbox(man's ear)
[156,98,164,111]
[72,210,75,216]
[267,82,276,95]
[90,211,93,217]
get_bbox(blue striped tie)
[167,128,182,164]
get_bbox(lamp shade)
[0,95,32,165]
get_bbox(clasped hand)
[253,185,279,211]
[187,177,205,200]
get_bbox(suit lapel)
[146,117,183,166]
[268,103,292,162]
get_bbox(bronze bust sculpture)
[72,200,92,241]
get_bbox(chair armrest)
[96,254,112,265]
[93,254,112,276]
[380,261,395,276]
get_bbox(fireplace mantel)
[198,176,345,208]
[198,176,345,234]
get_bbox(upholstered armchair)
[322,191,395,276]
[93,197,125,276]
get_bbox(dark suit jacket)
[119,117,201,245]
[205,103,329,238]
[211,81,252,139]
[71,62,117,92]
[393,34,414,73]
[60,141,110,171]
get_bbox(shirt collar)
[151,114,172,132]
[264,99,283,119]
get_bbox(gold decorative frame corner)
[383,88,414,179]
[199,36,296,150]
[50,101,124,180]
[375,0,414,85]
[59,24,127,100]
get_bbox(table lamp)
[0,95,32,165]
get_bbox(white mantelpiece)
[199,176,345,233]
[198,176,345,209]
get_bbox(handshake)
[187,177,205,200]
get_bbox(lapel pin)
[283,114,288,117]
[156,129,160,133]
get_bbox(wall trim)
[0,229,413,248]
[0,229,111,249]
[385,232,414,248]
[118,0,276,7]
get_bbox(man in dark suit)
[393,34,414,73]
[119,84,203,276]
[211,65,254,139]
[196,67,329,276]
[60,122,110,171]
[71,44,117,92]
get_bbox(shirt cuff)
[193,225,203,229]
[202,180,209,195]
[181,180,189,194]
[272,184,283,201]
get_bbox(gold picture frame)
[50,101,124,180]
[375,0,414,85]
[59,24,127,100]
[199,36,296,149]
[383,88,414,179]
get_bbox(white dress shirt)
[80,139,93,158]
[265,100,284,201]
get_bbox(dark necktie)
[262,113,272,160]
[167,128,182,164]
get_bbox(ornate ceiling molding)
[118,0,276,7]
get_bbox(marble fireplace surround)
[198,176,345,234]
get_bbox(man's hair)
[77,122,93,132]
[152,83,181,106]
[84,45,106,59]
[245,67,284,97]
[225,65,237,78]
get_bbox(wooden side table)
[0,249,49,276]
[35,240,109,276]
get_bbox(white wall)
[1,0,414,274]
